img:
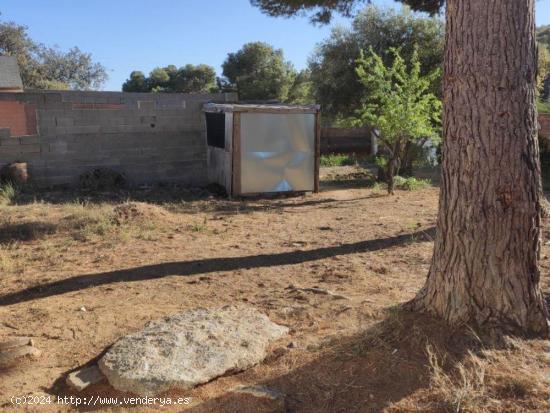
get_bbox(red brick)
[0,101,37,136]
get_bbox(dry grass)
[0,181,547,413]
[388,338,550,413]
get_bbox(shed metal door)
[240,113,315,193]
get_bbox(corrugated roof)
[0,56,23,90]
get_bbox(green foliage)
[308,6,443,120]
[221,42,296,101]
[538,25,550,47]
[251,0,444,23]
[354,47,441,193]
[287,69,314,104]
[123,64,217,93]
[0,182,17,205]
[122,71,148,92]
[320,154,356,167]
[538,99,550,113]
[0,19,107,90]
[392,175,431,191]
[538,42,550,101]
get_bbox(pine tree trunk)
[408,0,548,336]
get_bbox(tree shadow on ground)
[44,309,482,413]
[11,184,384,216]
[0,227,435,307]
[186,309,482,413]
[0,221,57,244]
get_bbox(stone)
[230,385,286,412]
[0,344,41,368]
[66,365,105,391]
[0,162,28,185]
[98,306,289,396]
[232,385,285,401]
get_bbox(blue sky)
[1,0,549,91]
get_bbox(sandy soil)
[0,173,548,412]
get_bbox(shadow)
[13,184,221,207]
[184,310,482,413]
[0,221,57,244]
[209,194,385,216]
[0,227,435,307]
[42,309,480,413]
[13,183,381,217]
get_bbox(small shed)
[203,103,321,197]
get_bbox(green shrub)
[0,183,18,205]
[538,99,550,113]
[320,154,357,167]
[393,176,431,191]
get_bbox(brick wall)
[0,100,37,136]
[0,91,236,187]
[540,113,550,139]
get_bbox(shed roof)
[0,56,24,90]
[203,103,320,114]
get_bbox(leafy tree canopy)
[0,17,107,90]
[353,46,441,193]
[538,25,550,47]
[221,41,296,101]
[250,0,444,23]
[122,64,218,93]
[309,5,443,121]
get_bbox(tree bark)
[408,0,548,336]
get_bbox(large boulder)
[98,306,289,396]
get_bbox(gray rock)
[98,306,289,396]
[66,365,105,391]
[231,385,285,401]
[230,385,286,412]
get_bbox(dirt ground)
[0,170,549,412]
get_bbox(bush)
[393,176,431,191]
[538,99,550,113]
[0,183,18,205]
[320,154,357,167]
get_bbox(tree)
[37,46,107,90]
[287,69,314,104]
[354,47,441,194]
[174,64,217,93]
[221,42,295,101]
[251,0,549,336]
[309,6,443,120]
[122,64,217,93]
[122,71,148,92]
[538,25,550,47]
[0,19,107,90]
[148,67,171,92]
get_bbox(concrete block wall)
[0,90,237,187]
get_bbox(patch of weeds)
[320,154,357,167]
[494,375,537,399]
[0,243,17,273]
[393,176,432,191]
[0,182,18,205]
[427,345,489,412]
[190,216,208,233]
